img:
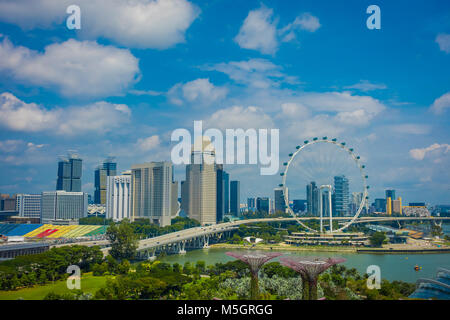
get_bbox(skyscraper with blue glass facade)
[56,153,82,192]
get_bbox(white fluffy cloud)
[298,91,386,125]
[0,92,57,131]
[279,102,310,119]
[279,13,321,42]
[0,38,140,98]
[204,58,298,89]
[136,135,161,151]
[168,78,227,106]
[0,139,48,165]
[234,6,278,55]
[0,0,199,49]
[235,6,320,54]
[410,143,450,161]
[430,92,450,114]
[0,92,131,135]
[293,13,321,32]
[436,33,450,53]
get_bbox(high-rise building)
[171,180,179,217]
[1,194,17,211]
[386,197,392,215]
[186,137,217,225]
[131,161,173,227]
[274,187,288,213]
[256,197,270,213]
[94,157,117,204]
[374,198,386,212]
[334,175,349,216]
[223,171,230,214]
[293,199,307,213]
[307,182,319,215]
[269,198,275,214]
[392,197,402,215]
[216,164,225,222]
[230,181,240,216]
[41,191,88,223]
[350,192,363,215]
[181,180,189,214]
[385,189,396,201]
[106,172,131,221]
[247,197,256,212]
[16,194,41,219]
[56,153,82,192]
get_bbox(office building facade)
[247,197,256,212]
[131,161,173,227]
[41,191,88,223]
[386,189,396,201]
[334,175,349,216]
[56,153,82,192]
[106,173,131,221]
[307,181,319,215]
[230,181,240,216]
[1,194,16,211]
[216,164,225,222]
[94,158,117,205]
[374,198,386,213]
[256,197,270,214]
[223,171,230,214]
[16,194,41,219]
[274,187,288,213]
[181,180,189,214]
[293,199,307,213]
[171,180,179,217]
[186,137,217,225]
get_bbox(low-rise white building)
[106,172,131,221]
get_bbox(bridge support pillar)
[177,241,186,254]
[203,235,209,249]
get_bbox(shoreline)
[209,243,450,254]
[209,243,357,253]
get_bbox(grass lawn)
[0,273,111,300]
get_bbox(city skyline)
[0,0,448,205]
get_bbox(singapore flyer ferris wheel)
[279,137,369,234]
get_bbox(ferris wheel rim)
[280,138,368,234]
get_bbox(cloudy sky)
[0,0,449,205]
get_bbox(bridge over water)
[54,216,450,258]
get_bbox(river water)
[162,248,450,283]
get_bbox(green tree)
[369,232,387,247]
[183,262,193,275]
[195,261,206,274]
[117,260,131,275]
[106,219,139,261]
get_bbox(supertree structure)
[226,251,282,300]
[280,256,346,300]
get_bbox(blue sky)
[0,0,449,205]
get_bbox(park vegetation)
[0,245,103,291]
[46,259,415,300]
[0,245,416,300]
